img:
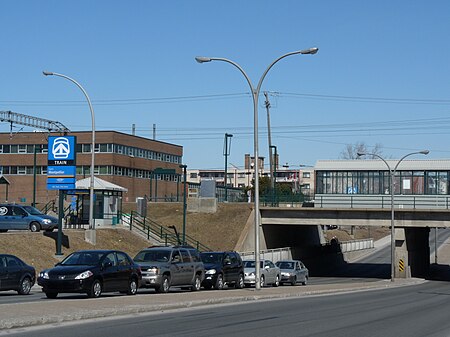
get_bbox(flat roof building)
[0,131,183,206]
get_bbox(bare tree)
[339,142,383,159]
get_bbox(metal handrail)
[120,210,211,251]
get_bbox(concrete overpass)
[235,207,450,278]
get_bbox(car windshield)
[243,260,263,268]
[61,252,103,266]
[200,253,223,264]
[134,250,171,263]
[22,206,43,215]
[276,261,294,269]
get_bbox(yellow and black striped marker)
[399,259,405,272]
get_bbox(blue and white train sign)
[47,136,77,190]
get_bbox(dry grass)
[145,202,253,251]
[0,229,150,273]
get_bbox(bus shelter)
[66,177,127,227]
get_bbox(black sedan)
[38,250,141,299]
[0,254,35,295]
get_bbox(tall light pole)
[195,47,318,289]
[179,164,187,245]
[224,133,233,202]
[357,150,429,281]
[43,71,96,241]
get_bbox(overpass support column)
[395,227,430,278]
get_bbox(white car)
[243,259,280,288]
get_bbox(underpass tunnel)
[261,224,346,275]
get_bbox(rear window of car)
[134,250,171,263]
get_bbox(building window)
[302,172,311,178]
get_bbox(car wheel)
[156,275,170,293]
[87,279,102,298]
[235,274,244,289]
[302,276,308,286]
[291,276,297,286]
[214,274,224,290]
[273,275,280,287]
[260,275,265,288]
[191,274,201,291]
[18,277,32,295]
[45,291,58,299]
[127,277,138,295]
[30,222,40,232]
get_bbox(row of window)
[0,166,180,182]
[316,171,449,195]
[0,143,181,164]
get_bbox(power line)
[2,91,450,106]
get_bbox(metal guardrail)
[339,238,374,253]
[120,211,211,252]
[239,247,292,262]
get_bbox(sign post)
[47,136,77,255]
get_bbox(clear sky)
[1,1,450,170]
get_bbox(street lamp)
[357,150,429,281]
[43,71,96,241]
[224,133,233,202]
[196,47,318,289]
[179,164,187,245]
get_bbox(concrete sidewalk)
[0,278,425,330]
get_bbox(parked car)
[243,259,280,288]
[38,250,141,299]
[134,245,204,293]
[0,204,58,232]
[200,251,244,290]
[0,254,35,295]
[275,260,309,286]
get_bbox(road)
[3,280,450,337]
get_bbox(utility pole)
[223,133,233,201]
[264,92,274,194]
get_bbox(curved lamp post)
[43,71,96,237]
[357,150,429,281]
[196,47,318,289]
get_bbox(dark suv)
[134,245,205,293]
[200,251,244,290]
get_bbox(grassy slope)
[0,229,150,273]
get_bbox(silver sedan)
[275,260,309,286]
[243,260,280,288]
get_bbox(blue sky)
[1,1,450,170]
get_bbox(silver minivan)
[0,204,58,232]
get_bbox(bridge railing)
[315,194,450,209]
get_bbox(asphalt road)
[4,280,450,337]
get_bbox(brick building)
[0,131,183,206]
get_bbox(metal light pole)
[224,133,233,202]
[43,71,96,240]
[196,47,318,289]
[357,150,429,281]
[179,164,187,245]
